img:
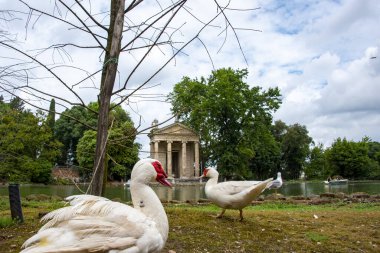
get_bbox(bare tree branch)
[115,0,187,94]
[18,0,107,40]
[74,0,108,31]
[57,0,106,50]
[213,0,249,65]
[111,0,226,108]
[1,41,89,108]
[125,0,143,14]
[0,87,96,131]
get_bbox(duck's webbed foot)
[216,209,226,218]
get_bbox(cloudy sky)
[1,0,380,157]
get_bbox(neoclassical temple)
[148,120,200,179]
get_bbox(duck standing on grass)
[202,167,273,221]
[21,158,172,253]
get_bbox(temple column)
[167,141,172,178]
[194,141,200,177]
[181,141,187,178]
[150,142,154,158]
[154,141,159,160]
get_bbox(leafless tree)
[0,0,260,195]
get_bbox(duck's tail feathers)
[243,178,273,200]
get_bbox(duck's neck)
[130,182,168,242]
[205,175,219,191]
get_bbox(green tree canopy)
[248,124,281,179]
[271,120,288,144]
[168,68,281,179]
[54,102,132,166]
[54,105,97,165]
[76,122,140,181]
[0,98,62,183]
[325,138,371,179]
[304,143,326,179]
[367,141,380,179]
[281,123,313,179]
[46,99,56,132]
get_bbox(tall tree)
[248,125,281,180]
[281,123,313,179]
[0,100,62,183]
[169,68,281,179]
[9,97,24,111]
[271,120,288,144]
[304,143,326,179]
[1,1,259,195]
[54,106,97,165]
[77,121,140,182]
[46,99,56,133]
[367,141,380,179]
[54,102,132,166]
[325,138,371,179]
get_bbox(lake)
[1,181,379,202]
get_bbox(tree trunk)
[90,0,125,196]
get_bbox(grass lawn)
[0,197,379,252]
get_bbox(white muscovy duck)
[21,158,172,253]
[202,167,273,221]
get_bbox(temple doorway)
[172,151,179,178]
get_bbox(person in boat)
[327,176,332,182]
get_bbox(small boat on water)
[324,175,348,185]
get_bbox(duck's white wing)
[211,180,263,195]
[21,195,162,253]
[206,178,273,210]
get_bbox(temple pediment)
[149,122,199,142]
[154,123,197,136]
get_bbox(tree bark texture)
[90,0,125,196]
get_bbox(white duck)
[202,167,273,221]
[21,158,172,253]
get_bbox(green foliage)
[248,125,281,179]
[281,124,313,179]
[0,98,62,183]
[305,140,380,180]
[271,120,288,143]
[46,99,56,131]
[54,102,133,167]
[169,68,281,179]
[76,121,140,181]
[54,105,97,165]
[76,130,97,175]
[325,138,371,179]
[304,144,327,179]
[367,141,380,179]
[8,97,24,111]
[368,141,380,163]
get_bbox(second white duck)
[202,167,273,221]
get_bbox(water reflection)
[151,185,206,202]
[324,183,349,194]
[0,181,379,202]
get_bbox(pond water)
[0,181,379,202]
